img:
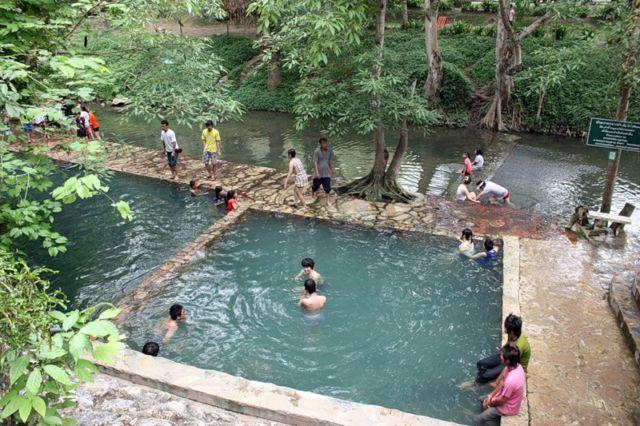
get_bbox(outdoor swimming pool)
[125,213,503,423]
[26,172,222,307]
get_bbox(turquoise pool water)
[126,213,502,423]
[26,172,222,307]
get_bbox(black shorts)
[312,177,331,194]
[92,127,100,132]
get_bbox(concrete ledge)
[501,236,528,426]
[91,347,458,426]
[608,273,640,368]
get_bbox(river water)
[96,106,640,228]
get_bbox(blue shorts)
[166,151,178,168]
[203,151,218,165]
[23,123,33,133]
[312,177,331,194]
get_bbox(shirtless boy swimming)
[294,257,323,284]
[298,279,326,311]
[157,304,186,344]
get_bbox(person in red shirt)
[459,152,472,178]
[225,189,238,213]
[88,108,101,140]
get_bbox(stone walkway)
[520,237,640,425]
[64,374,283,426]
[16,137,561,240]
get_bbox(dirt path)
[520,237,640,424]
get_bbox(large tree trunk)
[402,1,409,30]
[481,0,552,131]
[267,52,282,91]
[423,0,443,101]
[338,0,414,202]
[600,0,639,213]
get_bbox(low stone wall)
[88,347,457,426]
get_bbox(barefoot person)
[473,344,525,424]
[476,180,512,206]
[459,152,472,178]
[312,137,334,202]
[161,119,179,179]
[458,228,475,256]
[298,279,326,311]
[294,258,323,284]
[88,107,101,140]
[461,314,531,388]
[157,304,186,344]
[456,176,479,203]
[201,120,221,179]
[284,148,308,208]
[472,149,484,170]
[225,189,238,213]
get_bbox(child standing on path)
[284,148,308,208]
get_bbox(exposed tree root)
[337,171,415,203]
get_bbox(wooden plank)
[588,211,633,224]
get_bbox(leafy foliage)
[0,253,123,425]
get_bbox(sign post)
[586,118,640,213]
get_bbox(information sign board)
[586,118,640,152]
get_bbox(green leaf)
[44,415,63,425]
[9,355,29,385]
[73,359,98,382]
[1,395,20,419]
[68,333,90,360]
[92,341,119,363]
[62,311,80,331]
[49,310,67,324]
[26,368,43,394]
[31,395,46,417]
[97,307,120,320]
[17,396,32,423]
[79,320,118,338]
[38,344,67,360]
[43,365,73,386]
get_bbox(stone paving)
[64,374,283,426]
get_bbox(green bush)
[482,0,499,13]
[461,0,474,12]
[531,26,545,38]
[206,35,258,75]
[531,5,548,16]
[554,25,567,41]
[440,0,454,11]
[441,20,472,35]
[453,0,464,8]
[232,68,298,112]
[439,62,473,110]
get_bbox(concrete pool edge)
[501,237,528,426]
[87,345,458,426]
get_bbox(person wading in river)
[312,137,334,205]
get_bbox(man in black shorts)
[312,137,334,202]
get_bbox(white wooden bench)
[588,210,633,235]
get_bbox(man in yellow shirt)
[201,120,221,179]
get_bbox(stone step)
[608,273,640,368]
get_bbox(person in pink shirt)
[459,152,473,179]
[473,344,525,424]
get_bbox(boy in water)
[294,258,323,284]
[157,304,186,344]
[298,279,326,311]
[470,238,500,260]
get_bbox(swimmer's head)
[503,313,522,338]
[214,186,223,196]
[461,228,473,241]
[304,279,317,294]
[189,180,197,189]
[500,343,520,367]
[142,341,160,357]
[484,238,494,252]
[288,148,296,159]
[476,180,486,190]
[301,257,315,274]
[226,189,237,201]
[463,175,471,185]
[169,304,185,320]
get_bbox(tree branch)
[518,11,553,40]
[63,0,106,41]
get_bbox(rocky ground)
[64,374,284,426]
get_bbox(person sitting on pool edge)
[469,239,500,260]
[461,313,531,388]
[473,344,526,424]
[157,304,186,344]
[294,257,323,284]
[142,341,160,357]
[299,279,326,311]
